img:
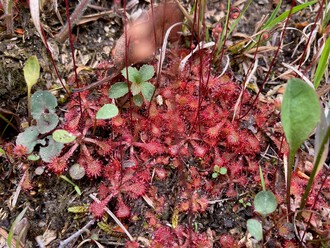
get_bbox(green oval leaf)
[139,64,155,82]
[219,167,227,175]
[109,82,129,98]
[53,129,76,143]
[281,78,321,154]
[133,94,143,107]
[142,81,155,102]
[96,104,119,119]
[247,219,263,241]
[254,191,277,215]
[23,55,40,88]
[28,154,40,161]
[212,172,218,179]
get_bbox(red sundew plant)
[55,49,277,221]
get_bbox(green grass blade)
[262,0,282,29]
[322,6,330,32]
[0,113,18,136]
[314,36,330,88]
[299,122,330,217]
[7,206,28,248]
[265,0,318,31]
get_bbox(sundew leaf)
[109,82,129,98]
[53,129,76,144]
[281,78,320,154]
[139,65,155,82]
[23,55,40,88]
[254,191,277,216]
[314,36,330,89]
[247,219,263,241]
[141,81,155,102]
[31,91,57,119]
[122,66,141,84]
[96,104,119,119]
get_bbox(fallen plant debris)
[0,0,329,247]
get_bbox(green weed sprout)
[23,56,40,123]
[109,65,155,107]
[247,166,277,244]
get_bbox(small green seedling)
[109,65,155,107]
[247,166,277,244]
[60,175,82,195]
[212,165,227,179]
[23,56,40,123]
[238,198,251,208]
